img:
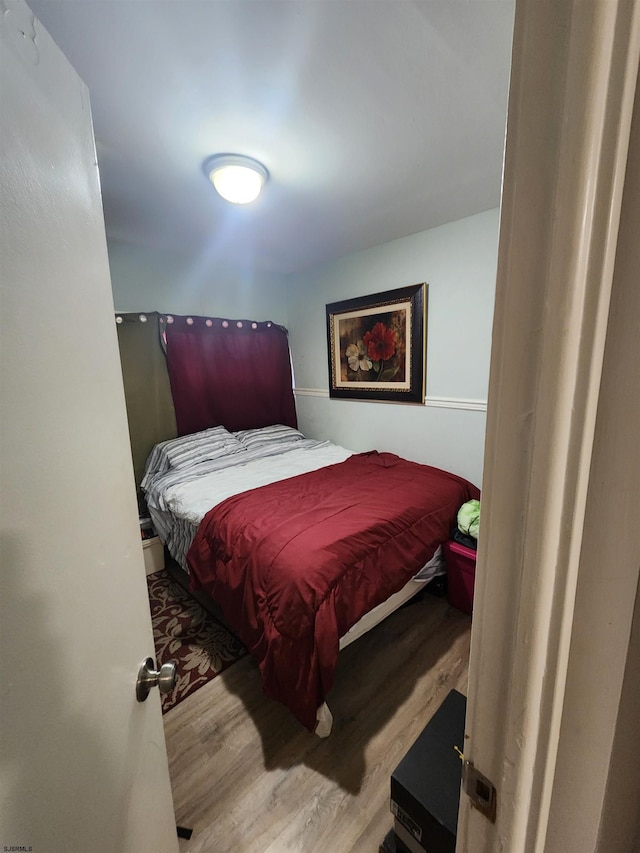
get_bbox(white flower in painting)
[346,341,372,372]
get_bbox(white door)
[0,5,179,853]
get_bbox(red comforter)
[187,451,478,731]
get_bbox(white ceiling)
[27,0,514,275]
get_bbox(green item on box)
[457,499,480,539]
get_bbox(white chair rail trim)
[293,387,487,412]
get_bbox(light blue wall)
[109,240,289,322]
[286,208,499,487]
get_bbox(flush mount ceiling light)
[203,154,269,204]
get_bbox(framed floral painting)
[326,283,427,403]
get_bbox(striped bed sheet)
[144,425,447,584]
[143,426,353,568]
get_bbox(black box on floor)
[390,689,466,853]
[379,828,411,853]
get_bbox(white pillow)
[233,424,305,451]
[142,426,243,489]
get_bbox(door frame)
[457,1,640,850]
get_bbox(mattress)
[144,426,447,634]
[142,425,471,733]
[146,438,446,626]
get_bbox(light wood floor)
[164,591,471,853]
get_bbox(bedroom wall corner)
[108,239,289,324]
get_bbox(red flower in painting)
[363,322,396,362]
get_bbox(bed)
[142,424,479,734]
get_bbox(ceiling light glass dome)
[203,154,269,204]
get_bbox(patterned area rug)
[146,569,246,713]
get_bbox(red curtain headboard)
[163,314,297,436]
